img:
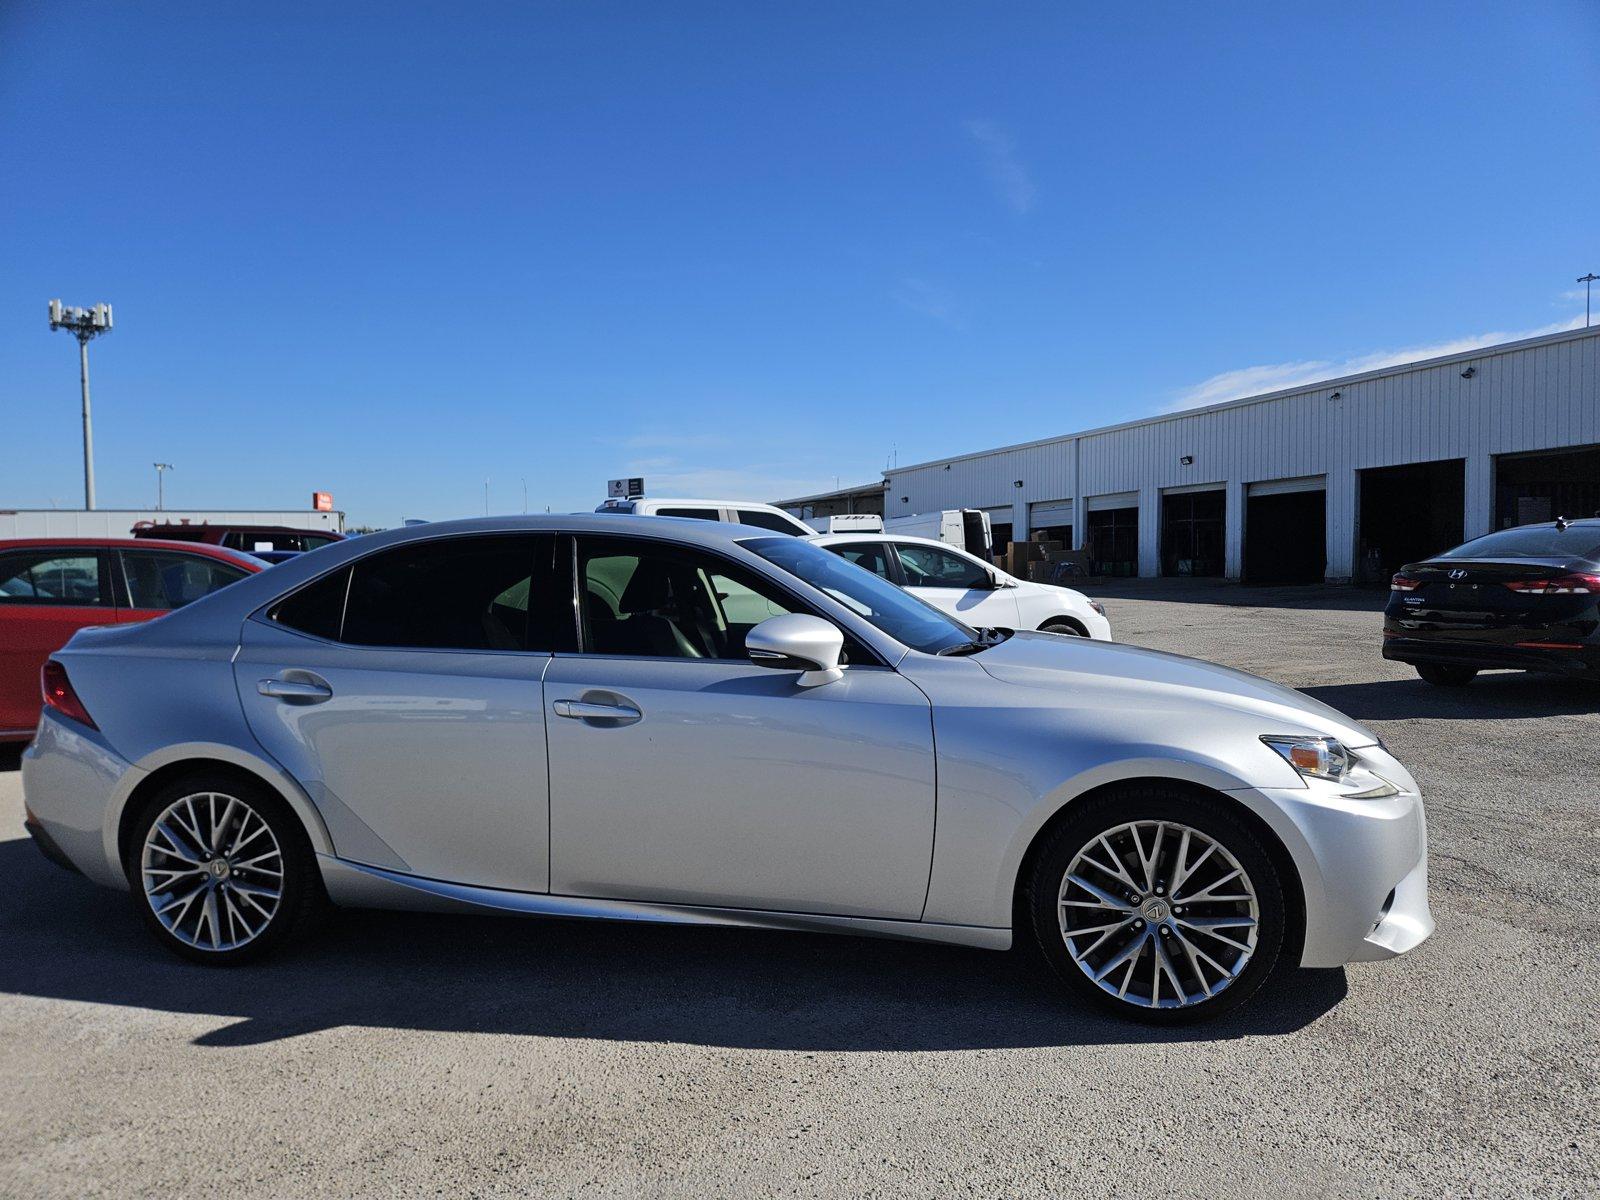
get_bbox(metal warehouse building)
[862,324,1600,584]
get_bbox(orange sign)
[312,491,333,512]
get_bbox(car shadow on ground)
[0,838,1346,1051]
[0,745,20,773]
[1303,672,1598,721]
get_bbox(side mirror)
[747,613,844,687]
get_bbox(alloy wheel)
[139,791,284,952]
[1057,819,1259,1010]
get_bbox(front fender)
[922,737,1277,929]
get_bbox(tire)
[123,771,326,966]
[1027,785,1286,1023]
[1039,619,1087,637]
[1416,663,1477,687]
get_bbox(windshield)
[1438,525,1600,561]
[743,536,977,655]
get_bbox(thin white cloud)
[624,462,837,503]
[962,119,1036,215]
[892,276,965,329]
[616,432,731,451]
[1166,315,1591,412]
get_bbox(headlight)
[1087,599,1106,617]
[1260,735,1399,798]
[1261,735,1350,781]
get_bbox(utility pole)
[48,300,113,509]
[1579,274,1599,328]
[154,463,173,510]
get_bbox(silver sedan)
[22,514,1431,1021]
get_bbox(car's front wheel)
[125,773,325,965]
[1039,618,1087,637]
[1027,786,1286,1022]
[1416,663,1477,687]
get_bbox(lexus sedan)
[22,515,1431,1021]
[1385,517,1600,686]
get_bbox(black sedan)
[1384,518,1600,686]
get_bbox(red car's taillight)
[1504,573,1600,595]
[1390,575,1420,592]
[41,660,97,730]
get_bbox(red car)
[0,537,263,742]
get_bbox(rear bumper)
[20,709,139,889]
[1382,635,1599,675]
[24,816,82,874]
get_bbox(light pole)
[1579,274,1599,328]
[48,300,113,509]
[154,463,173,510]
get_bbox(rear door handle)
[553,699,641,723]
[258,678,333,703]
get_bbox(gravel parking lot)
[1,583,1595,1199]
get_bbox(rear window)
[1439,526,1600,561]
[0,550,109,606]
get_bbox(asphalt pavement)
[1,582,1595,1198]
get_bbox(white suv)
[594,497,813,536]
[810,532,1112,640]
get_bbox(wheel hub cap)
[140,791,283,952]
[1057,819,1259,1010]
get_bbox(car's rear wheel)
[1416,663,1477,687]
[1027,786,1286,1022]
[125,773,324,965]
[1039,619,1087,637]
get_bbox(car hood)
[973,631,1378,747]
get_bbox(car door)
[890,541,1020,626]
[0,547,117,735]
[116,547,252,622]
[235,532,564,891]
[545,533,937,920]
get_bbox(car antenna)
[1554,515,1570,530]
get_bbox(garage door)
[1245,480,1326,584]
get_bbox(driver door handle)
[258,677,333,703]
[553,698,642,724]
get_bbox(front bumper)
[1229,744,1433,969]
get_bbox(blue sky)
[3,2,1597,527]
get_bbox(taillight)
[1390,575,1420,592]
[41,660,97,730]
[1503,573,1600,595]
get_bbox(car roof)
[606,498,788,509]
[809,531,961,551]
[134,523,343,535]
[0,536,263,564]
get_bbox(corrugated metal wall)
[883,325,1600,580]
[0,509,346,539]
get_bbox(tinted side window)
[579,535,847,661]
[0,550,109,606]
[736,509,805,534]
[272,567,350,640]
[342,535,548,651]
[121,551,247,610]
[826,542,892,580]
[895,543,991,589]
[656,507,721,521]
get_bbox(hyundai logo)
[1448,569,1467,580]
